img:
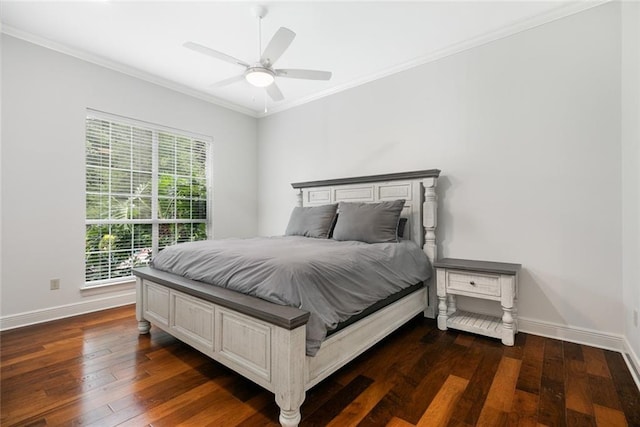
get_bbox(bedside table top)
[434,258,521,275]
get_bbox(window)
[85,111,211,286]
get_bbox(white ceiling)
[1,1,604,117]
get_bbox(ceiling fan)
[184,6,332,102]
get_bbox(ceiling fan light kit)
[184,5,332,103]
[245,67,275,87]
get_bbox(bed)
[133,169,440,427]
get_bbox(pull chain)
[264,90,268,114]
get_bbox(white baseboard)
[518,317,625,352]
[0,291,136,331]
[623,337,640,390]
[519,316,640,390]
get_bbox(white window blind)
[85,112,211,286]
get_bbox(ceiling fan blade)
[260,27,295,67]
[275,69,332,80]
[184,42,249,68]
[266,82,284,101]
[209,74,245,89]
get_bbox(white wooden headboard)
[291,169,440,318]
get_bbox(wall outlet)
[634,310,638,328]
[50,278,60,290]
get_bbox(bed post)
[136,277,151,334]
[423,177,438,318]
[273,325,306,427]
[296,189,303,207]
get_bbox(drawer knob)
[469,280,476,286]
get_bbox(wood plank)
[87,363,219,426]
[483,356,522,411]
[453,333,476,347]
[386,417,416,427]
[447,339,504,426]
[476,356,521,425]
[516,334,545,395]
[603,349,640,426]
[449,340,484,381]
[537,338,566,427]
[328,320,437,425]
[304,375,374,426]
[562,341,594,417]
[564,359,593,416]
[398,340,470,423]
[565,408,596,427]
[300,378,348,421]
[507,389,538,427]
[3,307,640,427]
[582,346,612,378]
[416,375,469,427]
[502,332,526,361]
[588,374,624,411]
[326,380,395,427]
[115,380,227,427]
[332,318,428,386]
[358,329,456,426]
[177,388,274,427]
[474,405,508,427]
[593,403,629,427]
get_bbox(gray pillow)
[332,200,405,243]
[285,204,338,238]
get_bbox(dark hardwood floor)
[1,305,639,426]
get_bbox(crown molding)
[2,0,610,119]
[1,25,259,118]
[258,0,611,117]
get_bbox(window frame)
[84,109,213,287]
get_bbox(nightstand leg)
[437,295,448,330]
[447,294,457,315]
[501,306,514,346]
[513,296,519,333]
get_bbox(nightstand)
[433,258,521,346]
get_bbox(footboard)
[134,169,440,427]
[134,268,309,427]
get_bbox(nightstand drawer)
[446,271,500,297]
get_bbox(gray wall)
[258,3,625,341]
[621,1,640,365]
[1,35,258,320]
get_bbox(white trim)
[86,108,214,143]
[0,291,136,331]
[519,316,625,352]
[258,0,611,117]
[623,337,640,390]
[81,278,136,292]
[2,1,609,118]
[519,317,639,390]
[1,26,258,118]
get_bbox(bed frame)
[133,169,440,427]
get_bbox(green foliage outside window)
[85,117,210,284]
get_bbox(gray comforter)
[150,236,430,355]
